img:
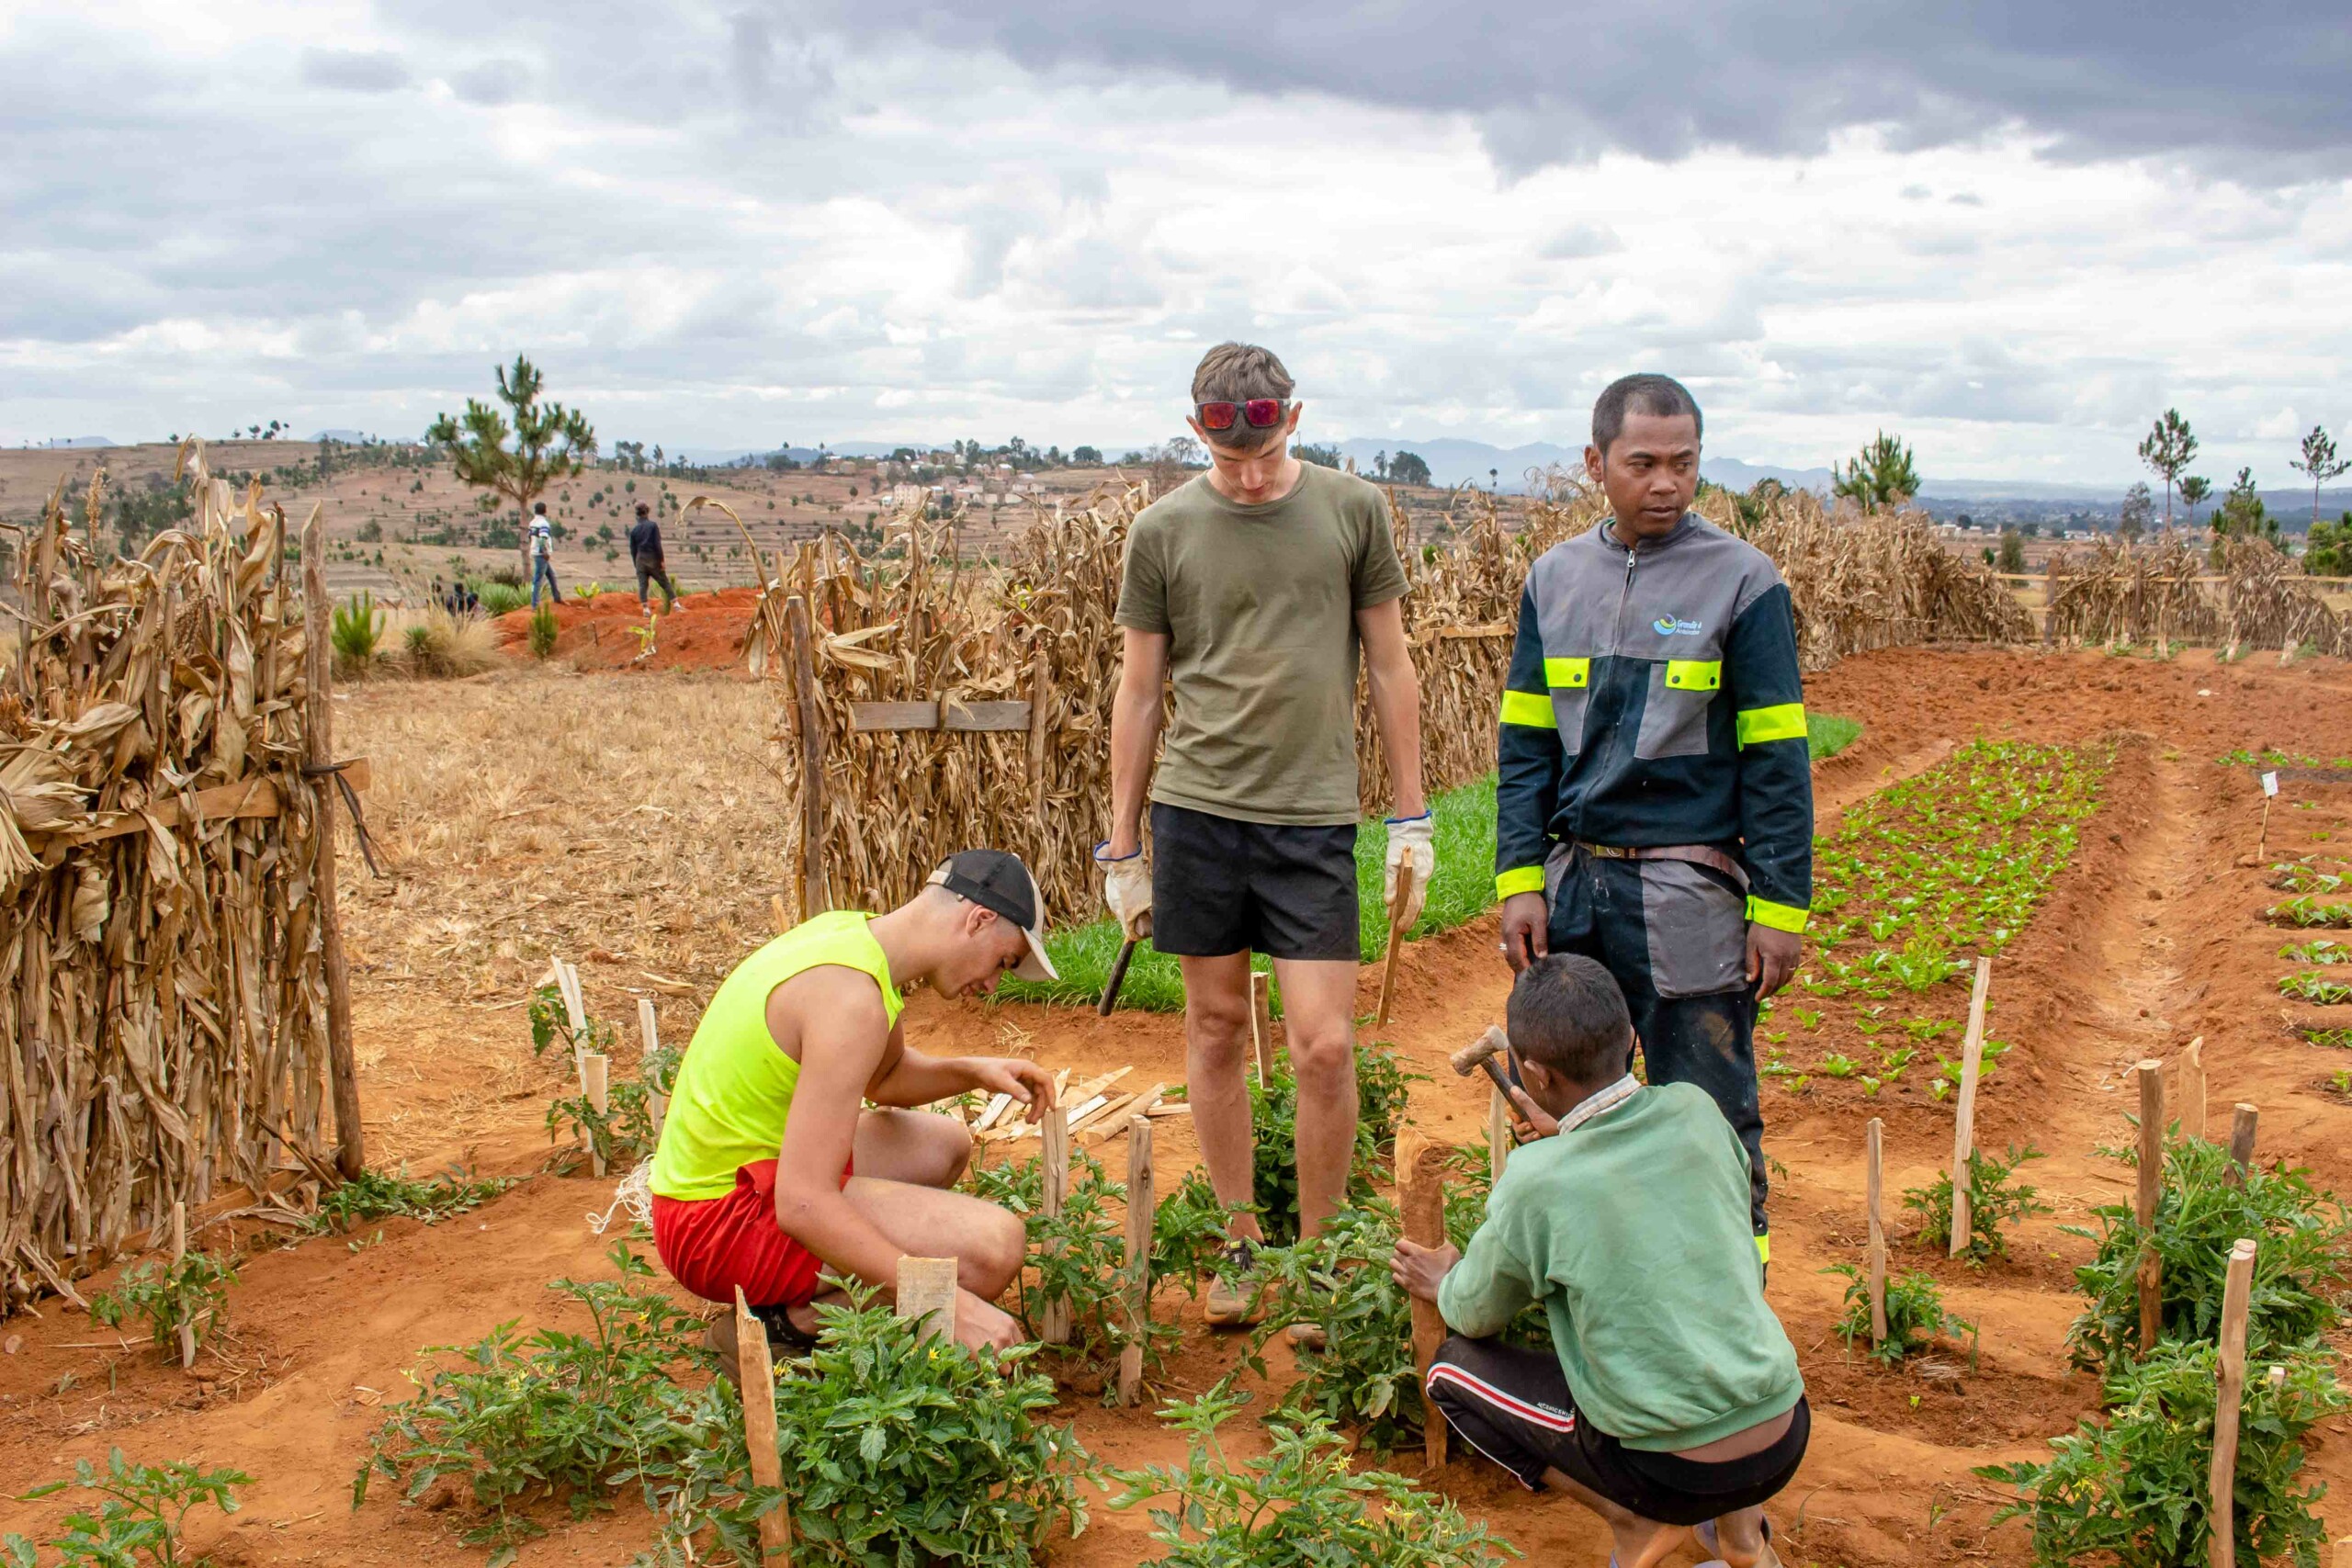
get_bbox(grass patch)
[1002,776,1499,1014]
[1808,713,1862,761]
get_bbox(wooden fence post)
[300,506,365,1180]
[639,999,666,1136]
[2136,1059,2165,1355]
[1487,1087,1512,1184]
[2208,1237,2259,1568]
[581,1053,610,1178]
[2182,1037,2207,1141]
[1376,863,1416,1028]
[786,594,827,918]
[1399,1133,1450,1469]
[1250,971,1276,1086]
[1026,644,1052,819]
[171,1201,196,1370]
[1949,956,1993,1258]
[895,1257,960,1342]
[1117,1115,1155,1406]
[1041,1104,1071,1344]
[1865,1119,1888,1346]
[2228,1104,2259,1184]
[733,1287,793,1565]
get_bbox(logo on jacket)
[1652,615,1703,637]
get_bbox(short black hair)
[1592,374,1702,457]
[1506,954,1634,1083]
[635,501,650,514]
[532,500,548,513]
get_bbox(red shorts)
[650,1156,851,1310]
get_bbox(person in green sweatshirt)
[1391,953,1808,1568]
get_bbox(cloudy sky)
[5,1,2348,483]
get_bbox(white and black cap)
[926,849,1057,982]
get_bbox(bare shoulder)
[764,964,889,1055]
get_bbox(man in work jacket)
[1495,373,1811,1250]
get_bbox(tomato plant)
[90,1253,239,1362]
[1904,1143,2051,1265]
[1826,1264,1969,1366]
[4,1450,250,1568]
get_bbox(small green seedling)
[1826,1264,1970,1366]
[91,1254,239,1362]
[5,1449,250,1568]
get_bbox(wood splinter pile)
[963,1065,1187,1148]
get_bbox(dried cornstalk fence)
[0,446,361,1314]
[738,479,2030,922]
[2044,534,2349,655]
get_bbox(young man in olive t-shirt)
[1099,342,1429,1326]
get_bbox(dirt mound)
[490,586,761,672]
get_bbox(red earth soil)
[491,586,764,672]
[4,644,2352,1567]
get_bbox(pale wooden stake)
[733,1288,792,1565]
[1250,971,1276,1085]
[2228,1103,2259,1184]
[1399,1133,1450,1469]
[639,998,666,1136]
[171,1201,195,1370]
[581,1053,611,1178]
[1948,956,1993,1258]
[786,595,828,918]
[300,505,365,1180]
[1026,645,1052,818]
[2258,795,2272,863]
[2136,1059,2165,1356]
[1865,1119,1888,1346]
[2208,1237,2259,1568]
[771,893,790,937]
[1116,1115,1155,1406]
[1487,1086,1511,1184]
[2181,1037,2207,1141]
[1040,1105,1071,1344]
[895,1257,960,1342]
[1375,862,1417,1028]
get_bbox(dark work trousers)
[634,554,680,610]
[1544,845,1767,1238]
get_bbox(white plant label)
[2262,772,2279,797]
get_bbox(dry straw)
[2044,535,2348,655]
[742,478,2033,923]
[0,446,339,1313]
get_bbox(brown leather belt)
[1572,840,1749,889]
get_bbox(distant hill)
[25,436,116,449]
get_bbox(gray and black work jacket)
[1493,513,1813,933]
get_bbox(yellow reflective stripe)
[1746,896,1809,933]
[1544,656,1589,689]
[1736,702,1807,746]
[1756,1233,1770,1265]
[1497,865,1546,898]
[1664,659,1721,691]
[1499,690,1555,728]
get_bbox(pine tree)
[2136,409,2198,525]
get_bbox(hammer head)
[1450,1026,1510,1079]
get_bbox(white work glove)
[1094,841,1153,941]
[1384,812,1435,930]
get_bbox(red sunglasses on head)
[1194,399,1289,433]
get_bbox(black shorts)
[1149,802,1358,962]
[1426,1336,1808,1528]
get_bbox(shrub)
[526,604,560,660]
[1904,1143,2052,1265]
[1977,1342,2345,1568]
[4,1449,251,1568]
[355,1244,714,1562]
[476,581,526,616]
[330,590,383,677]
[771,1292,1091,1567]
[2067,1136,2352,1373]
[398,609,499,679]
[1107,1391,1518,1568]
[91,1252,240,1361]
[1826,1264,1969,1365]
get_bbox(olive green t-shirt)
[1114,463,1408,826]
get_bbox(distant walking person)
[629,501,682,611]
[528,501,562,608]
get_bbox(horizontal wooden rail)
[28,758,370,846]
[849,699,1035,733]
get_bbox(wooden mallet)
[1098,910,1152,1016]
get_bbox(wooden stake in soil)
[2181,1036,2207,1141]
[895,1257,960,1342]
[300,506,365,1180]
[2228,1103,2259,1183]
[1948,955,1993,1258]
[171,1201,196,1370]
[786,593,827,919]
[733,1287,793,1566]
[2136,1058,2165,1356]
[2208,1236,2259,1568]
[1375,862,1417,1028]
[1117,1115,1155,1407]
[1250,970,1277,1085]
[639,999,666,1136]
[1399,1133,1450,1469]
[1040,1104,1071,1345]
[1487,1087,1512,1184]
[581,1053,611,1178]
[1865,1119,1888,1346]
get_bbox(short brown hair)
[1191,344,1295,450]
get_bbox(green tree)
[2177,474,2211,525]
[2304,515,2351,576]
[2211,467,2281,561]
[1387,450,1431,487]
[1295,443,1343,468]
[1071,445,1102,466]
[1997,529,2027,572]
[2136,408,2198,525]
[2118,481,2153,541]
[425,355,596,571]
[2290,426,2349,525]
[1832,430,1919,511]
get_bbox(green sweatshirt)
[1435,1081,1803,1450]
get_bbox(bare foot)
[1700,1511,1778,1568]
[1607,1517,1689,1568]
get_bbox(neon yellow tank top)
[649,910,905,1201]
